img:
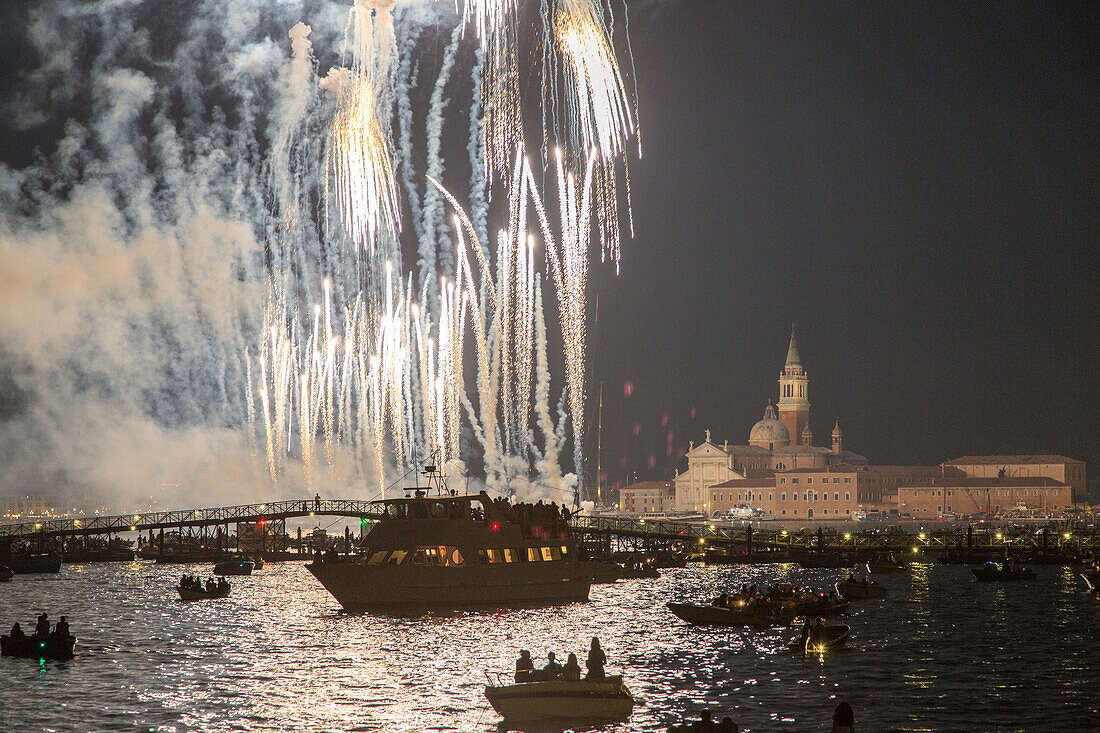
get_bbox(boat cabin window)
[386,503,408,519]
[410,545,464,566]
[541,546,554,562]
[560,545,569,557]
[478,549,503,564]
[366,550,389,565]
[385,550,408,565]
[527,547,541,562]
[430,502,446,518]
[503,549,518,563]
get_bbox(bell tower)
[777,325,811,446]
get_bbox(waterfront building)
[0,492,60,519]
[897,476,1072,517]
[618,481,675,515]
[943,455,1086,505]
[672,328,866,514]
[658,329,1088,520]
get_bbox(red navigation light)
[258,519,265,526]
[491,522,500,531]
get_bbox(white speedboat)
[484,674,633,722]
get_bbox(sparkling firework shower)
[252,0,641,499]
[327,0,401,254]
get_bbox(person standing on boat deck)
[831,701,855,732]
[562,653,581,680]
[9,622,26,641]
[514,650,534,682]
[585,637,606,681]
[35,613,49,637]
[543,651,563,678]
[717,715,738,732]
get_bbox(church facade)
[673,328,867,513]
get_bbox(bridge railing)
[0,499,385,539]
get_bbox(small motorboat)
[788,624,851,654]
[7,554,62,574]
[972,561,1034,582]
[213,559,253,576]
[865,554,906,574]
[1,633,76,660]
[178,583,231,601]
[1079,574,1098,596]
[251,555,264,570]
[836,579,888,600]
[667,600,796,628]
[484,674,633,722]
[0,565,13,582]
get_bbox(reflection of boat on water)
[1,633,77,660]
[972,561,1034,581]
[483,674,633,722]
[788,624,851,654]
[307,469,590,612]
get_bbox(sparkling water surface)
[1,561,1098,732]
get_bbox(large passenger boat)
[306,472,591,612]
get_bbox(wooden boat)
[212,559,253,576]
[1,633,76,660]
[972,562,1034,582]
[788,624,851,654]
[6,554,62,574]
[178,584,231,600]
[484,675,633,722]
[0,565,13,581]
[836,580,888,600]
[667,601,797,627]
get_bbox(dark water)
[1,561,1098,732]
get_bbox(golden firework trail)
[328,1,401,254]
[553,0,637,266]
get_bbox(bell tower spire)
[777,324,811,445]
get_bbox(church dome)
[749,400,790,449]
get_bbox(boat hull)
[213,561,253,576]
[788,625,851,653]
[484,679,633,721]
[178,585,231,600]
[6,554,62,574]
[307,561,591,612]
[1,634,76,660]
[667,602,795,627]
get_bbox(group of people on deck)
[180,575,228,594]
[514,637,606,683]
[8,612,71,643]
[476,492,572,539]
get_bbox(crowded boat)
[484,638,633,722]
[178,575,231,600]
[1,612,76,660]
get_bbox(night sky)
[593,1,1099,490]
